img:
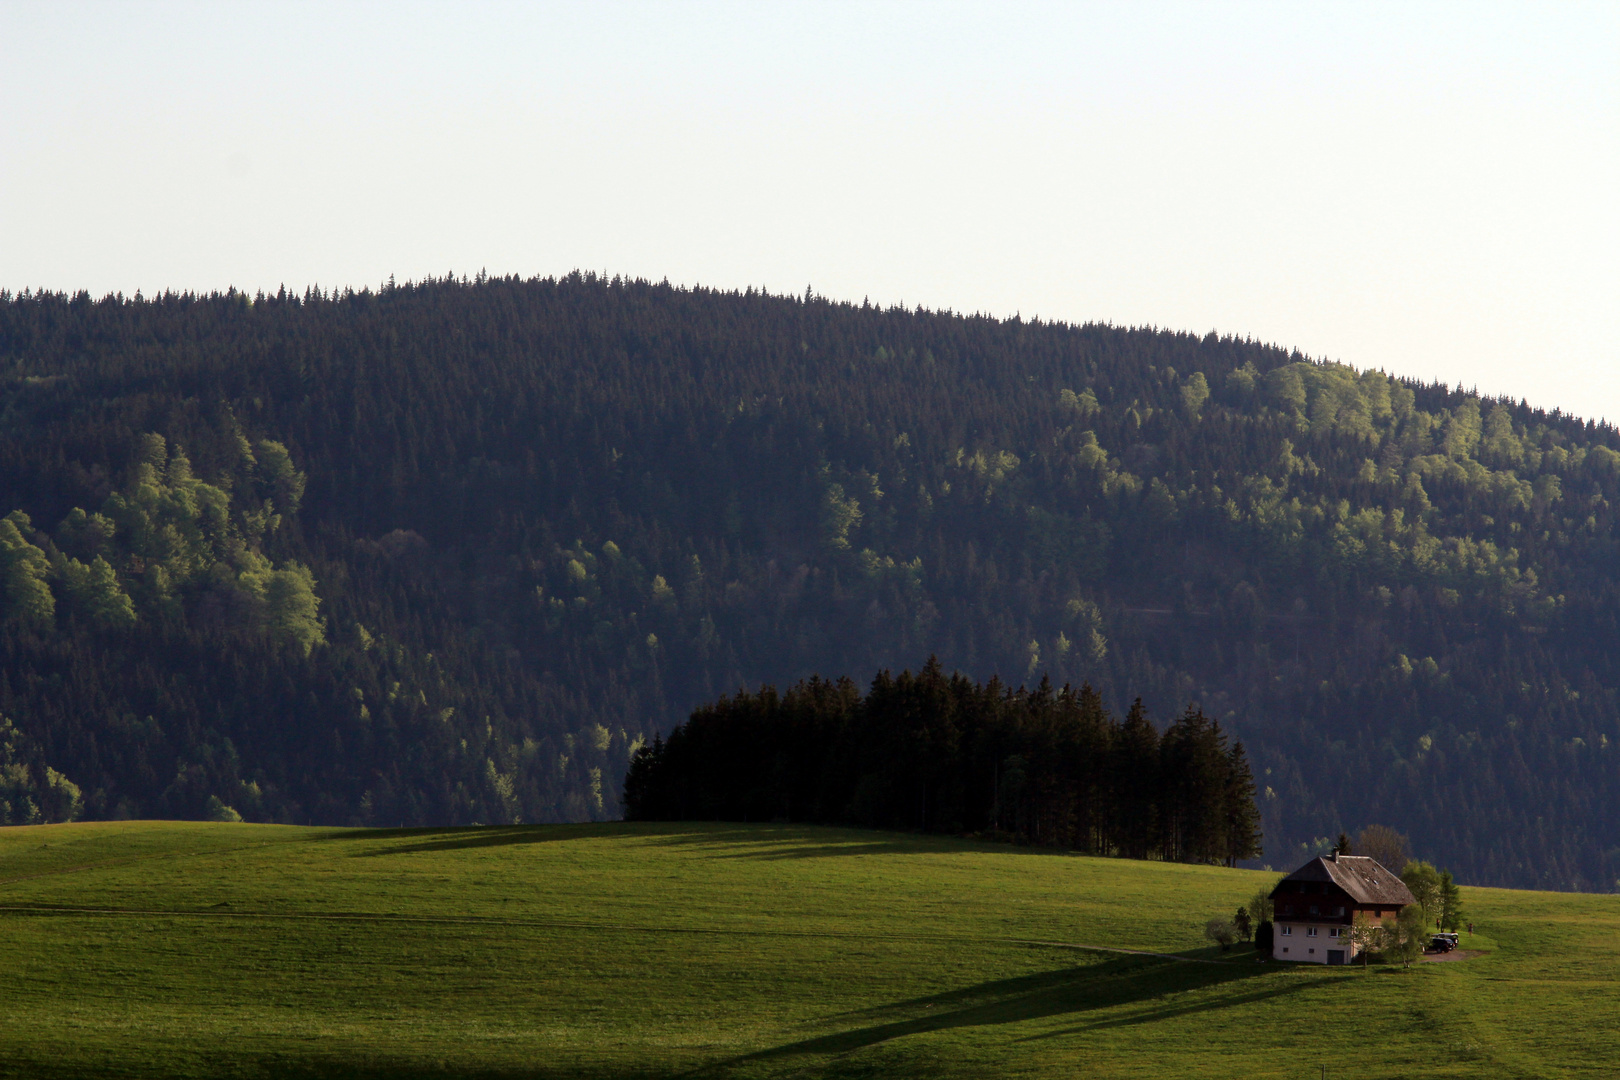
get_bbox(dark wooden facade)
[1268,853,1416,964]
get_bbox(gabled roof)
[1271,854,1417,907]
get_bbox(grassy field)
[1,821,1615,1079]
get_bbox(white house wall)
[1271,921,1355,964]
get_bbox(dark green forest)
[0,274,1615,890]
[624,664,1264,868]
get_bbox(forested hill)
[0,276,1616,890]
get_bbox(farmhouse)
[1269,853,1415,964]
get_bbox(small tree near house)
[1247,882,1276,925]
[1234,906,1253,942]
[1204,917,1237,951]
[1401,861,1442,927]
[1346,911,1383,970]
[1438,871,1466,933]
[1390,905,1428,968]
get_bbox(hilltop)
[1,820,1616,1078]
[0,277,1618,888]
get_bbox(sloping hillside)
[2,820,1616,1078]
[0,277,1616,888]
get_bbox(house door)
[1326,950,1345,965]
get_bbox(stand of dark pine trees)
[624,659,1263,865]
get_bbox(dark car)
[1429,934,1457,952]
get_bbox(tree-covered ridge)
[625,662,1263,868]
[0,275,1615,888]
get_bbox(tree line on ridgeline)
[625,660,1263,865]
[0,275,1616,889]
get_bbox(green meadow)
[1,822,1615,1079]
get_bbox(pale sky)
[3,1,1617,420]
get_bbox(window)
[1308,948,1315,955]
[1282,947,1289,953]
[1280,925,1292,936]
[1282,904,1294,916]
[1307,927,1318,937]
[1309,905,1319,915]
[1334,906,1346,917]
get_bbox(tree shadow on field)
[693,953,1305,1076]
[636,824,1089,861]
[332,823,670,857]
[335,822,1175,862]
[4,1054,667,1080]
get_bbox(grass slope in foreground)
[1,822,1615,1079]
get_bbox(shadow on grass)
[335,822,754,857]
[334,821,1226,866]
[334,822,966,860]
[4,1055,669,1080]
[692,951,1300,1076]
[333,823,626,856]
[634,824,1092,861]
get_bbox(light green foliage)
[484,758,522,824]
[1059,386,1100,418]
[1064,596,1108,661]
[1,433,322,646]
[1247,882,1278,924]
[1074,430,1108,471]
[262,564,325,655]
[254,439,306,515]
[1069,432,1139,498]
[1225,361,1259,400]
[1194,364,1586,621]
[0,715,80,824]
[1179,373,1210,419]
[59,554,137,629]
[1533,473,1562,516]
[821,482,863,550]
[1391,904,1429,968]
[650,573,676,605]
[203,795,243,822]
[1439,870,1467,932]
[1443,399,1484,459]
[955,446,1021,498]
[1273,438,1317,478]
[1480,404,1523,466]
[0,512,55,630]
[1145,477,1179,521]
[1199,360,1597,631]
[0,821,1616,1078]
[1202,916,1236,950]
[855,548,923,587]
[1391,381,1416,419]
[1264,363,1307,415]
[1586,444,1620,476]
[104,438,234,580]
[56,507,117,556]
[1402,860,1443,927]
